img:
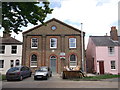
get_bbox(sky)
[1,0,119,48]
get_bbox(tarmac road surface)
[1,74,119,88]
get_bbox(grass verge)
[0,75,6,81]
[67,74,120,81]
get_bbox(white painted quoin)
[0,33,22,74]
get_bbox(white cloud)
[47,0,119,48]
[1,0,118,48]
[50,0,118,36]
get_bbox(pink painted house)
[86,26,120,75]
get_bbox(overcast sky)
[1,0,119,48]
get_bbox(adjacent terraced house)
[22,18,85,74]
[86,26,120,75]
[0,33,22,74]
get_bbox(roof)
[23,18,85,34]
[90,36,120,46]
[0,37,22,45]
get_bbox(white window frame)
[69,54,77,68]
[31,38,38,49]
[30,54,37,67]
[50,38,57,49]
[0,45,5,54]
[0,60,4,68]
[11,45,17,54]
[108,47,115,55]
[111,61,116,70]
[69,38,76,48]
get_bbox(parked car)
[6,66,32,81]
[34,66,52,80]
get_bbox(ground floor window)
[0,60,4,68]
[31,54,37,67]
[69,54,77,68]
[10,60,14,67]
[111,61,116,69]
[16,59,20,66]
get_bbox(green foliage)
[0,75,6,80]
[2,2,53,34]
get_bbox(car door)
[20,67,26,78]
[25,66,31,77]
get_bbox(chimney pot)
[110,26,118,41]
[3,32,11,38]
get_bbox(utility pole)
[81,23,84,72]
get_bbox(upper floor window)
[69,38,76,48]
[11,46,17,54]
[0,60,4,68]
[31,54,37,67]
[31,38,38,48]
[108,47,114,55]
[0,45,5,54]
[111,61,116,69]
[69,54,77,68]
[50,38,57,48]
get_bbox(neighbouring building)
[0,33,22,74]
[86,26,120,75]
[22,18,85,74]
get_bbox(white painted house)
[0,33,22,74]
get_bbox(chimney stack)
[3,32,11,38]
[110,26,118,41]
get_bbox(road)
[1,74,119,88]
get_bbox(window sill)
[30,66,37,68]
[31,47,38,49]
[111,69,116,70]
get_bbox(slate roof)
[90,36,120,46]
[0,37,22,45]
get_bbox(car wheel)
[29,73,32,77]
[50,74,52,77]
[7,79,11,81]
[34,77,37,80]
[19,76,23,81]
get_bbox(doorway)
[50,56,57,74]
[99,61,104,74]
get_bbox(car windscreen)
[7,67,20,72]
[38,67,48,72]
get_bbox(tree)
[2,2,53,34]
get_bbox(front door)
[50,56,57,74]
[99,61,104,74]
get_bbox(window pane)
[111,61,116,69]
[50,38,57,48]
[69,38,76,48]
[0,45,5,54]
[0,60,4,68]
[108,47,114,55]
[10,60,14,67]
[16,59,20,66]
[70,54,77,67]
[31,38,38,48]
[31,54,37,67]
[11,46,17,54]
[70,54,76,61]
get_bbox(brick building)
[22,18,85,74]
